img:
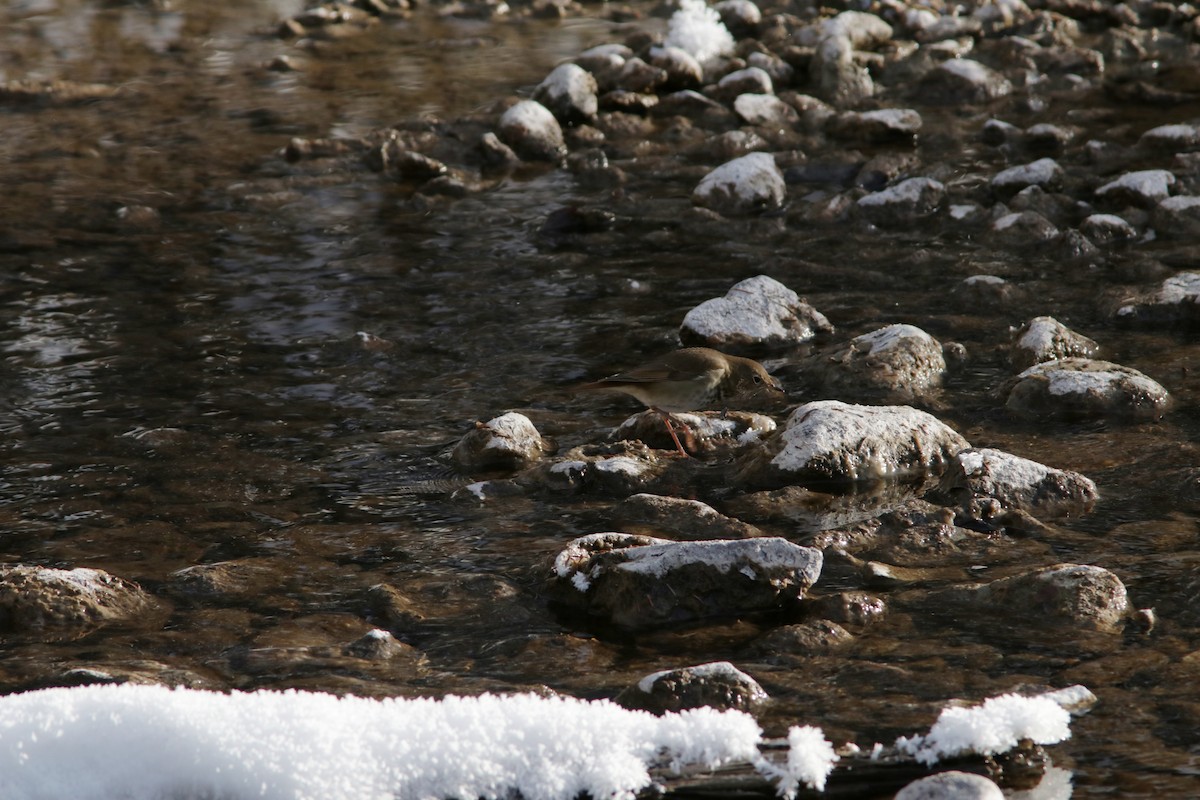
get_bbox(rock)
[680,274,833,349]
[755,620,853,655]
[574,44,629,90]
[711,67,773,102]
[942,564,1130,633]
[168,558,290,601]
[714,0,762,37]
[646,46,704,91]
[800,10,893,49]
[598,90,658,115]
[990,210,1059,244]
[549,533,823,629]
[956,274,1022,304]
[1004,358,1170,421]
[981,117,1021,146]
[1024,122,1077,152]
[1079,213,1138,243]
[451,412,554,472]
[930,447,1099,521]
[810,34,875,106]
[805,324,946,402]
[651,89,733,124]
[732,94,799,126]
[615,661,768,714]
[725,483,924,532]
[1009,316,1099,370]
[1153,196,1200,239]
[532,63,599,126]
[477,131,519,169]
[735,400,969,489]
[524,442,676,496]
[1095,169,1175,207]
[746,52,794,87]
[857,177,945,226]
[1138,123,1200,152]
[991,157,1064,198]
[692,152,786,216]
[612,410,778,455]
[917,59,1013,104]
[895,771,1004,800]
[1116,271,1200,325]
[806,591,887,626]
[612,493,764,540]
[0,566,155,637]
[496,100,566,162]
[828,108,922,142]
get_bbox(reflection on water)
[1,1,1199,796]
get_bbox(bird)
[577,347,784,456]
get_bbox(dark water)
[3,1,1200,796]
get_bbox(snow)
[664,0,734,65]
[0,686,766,800]
[895,693,1071,766]
[776,726,839,795]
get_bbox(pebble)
[857,177,945,226]
[1095,169,1176,207]
[806,323,947,401]
[496,100,566,162]
[532,63,598,126]
[918,59,1013,104]
[991,157,1064,197]
[732,93,798,126]
[1005,357,1170,421]
[1009,316,1099,370]
[1153,195,1200,238]
[1080,212,1138,243]
[895,771,1004,800]
[615,661,768,714]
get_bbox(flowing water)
[3,1,1200,796]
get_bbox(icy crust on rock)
[614,537,823,583]
[895,694,1071,766]
[0,685,766,800]
[768,401,968,481]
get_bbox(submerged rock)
[615,661,768,714]
[735,400,969,490]
[755,620,854,656]
[0,566,155,637]
[549,533,823,629]
[612,493,764,540]
[524,442,677,496]
[692,152,786,215]
[857,177,945,226]
[1116,271,1200,325]
[1009,316,1099,370]
[451,412,554,472]
[1004,358,1169,421]
[679,274,833,350]
[917,59,1012,104]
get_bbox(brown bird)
[578,347,784,455]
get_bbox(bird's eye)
[753,375,762,384]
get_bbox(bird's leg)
[654,408,690,457]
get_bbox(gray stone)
[680,274,833,349]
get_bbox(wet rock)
[0,566,155,636]
[735,400,969,490]
[612,493,764,540]
[755,620,853,655]
[710,67,773,102]
[1004,358,1170,421]
[613,410,777,456]
[378,146,449,182]
[0,79,121,105]
[805,323,946,402]
[917,59,1013,105]
[680,274,833,350]
[703,129,769,160]
[806,591,887,627]
[651,90,735,126]
[1009,316,1099,370]
[800,10,893,49]
[497,100,566,162]
[451,411,554,472]
[532,63,599,126]
[855,152,920,191]
[342,628,412,660]
[942,564,1130,633]
[598,90,658,115]
[957,274,1021,304]
[523,442,676,496]
[1116,271,1200,325]
[746,52,794,87]
[990,210,1059,245]
[857,177,945,226]
[1153,196,1200,239]
[714,0,761,37]
[168,558,290,602]
[931,447,1099,521]
[692,152,786,216]
[615,57,669,93]
[991,158,1064,198]
[732,94,798,126]
[895,771,1004,800]
[549,533,823,629]
[362,583,426,631]
[1138,123,1200,153]
[645,46,703,91]
[615,661,768,714]
[1024,122,1077,153]
[828,108,922,143]
[810,34,875,106]
[477,131,519,169]
[725,483,924,532]
[1080,213,1137,244]
[981,117,1021,146]
[574,44,630,90]
[1095,169,1175,207]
